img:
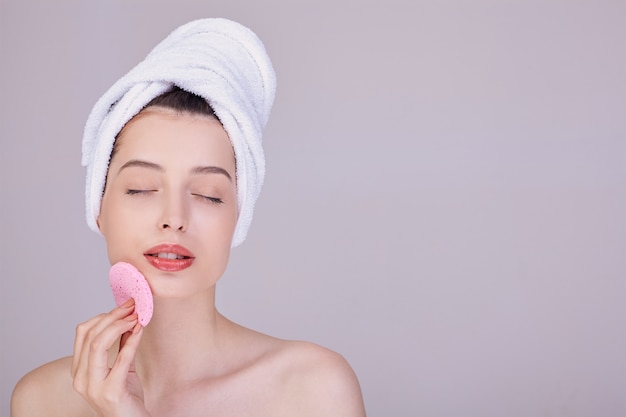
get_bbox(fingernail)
[121,299,134,308]
[125,313,138,322]
[133,323,142,334]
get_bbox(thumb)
[118,324,142,372]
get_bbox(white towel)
[82,18,276,247]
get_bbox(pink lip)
[144,243,195,272]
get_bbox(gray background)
[1,0,624,416]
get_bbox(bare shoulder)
[270,340,366,417]
[11,356,91,417]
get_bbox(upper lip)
[144,243,195,259]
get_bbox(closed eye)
[192,194,224,204]
[126,189,156,195]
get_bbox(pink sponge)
[109,262,154,326]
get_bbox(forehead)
[112,107,235,166]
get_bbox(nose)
[161,220,186,231]
[158,191,188,232]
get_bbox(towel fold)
[82,18,276,247]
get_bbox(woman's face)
[98,107,238,299]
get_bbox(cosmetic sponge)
[109,262,154,326]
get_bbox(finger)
[72,300,135,377]
[86,314,139,385]
[74,313,137,396]
[119,331,133,372]
[108,324,143,386]
[72,313,106,378]
[72,314,137,398]
[119,328,132,352]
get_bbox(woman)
[11,18,366,417]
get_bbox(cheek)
[199,187,238,230]
[224,199,240,237]
[100,194,148,249]
[194,205,238,240]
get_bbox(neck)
[133,288,231,390]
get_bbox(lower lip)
[145,255,194,272]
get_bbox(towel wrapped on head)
[82,18,276,247]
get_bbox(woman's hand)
[71,299,150,417]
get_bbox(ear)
[96,214,104,233]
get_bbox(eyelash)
[193,194,224,204]
[126,189,154,195]
[125,190,223,204]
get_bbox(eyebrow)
[118,160,164,173]
[191,165,232,181]
[118,159,232,181]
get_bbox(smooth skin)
[11,107,366,417]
